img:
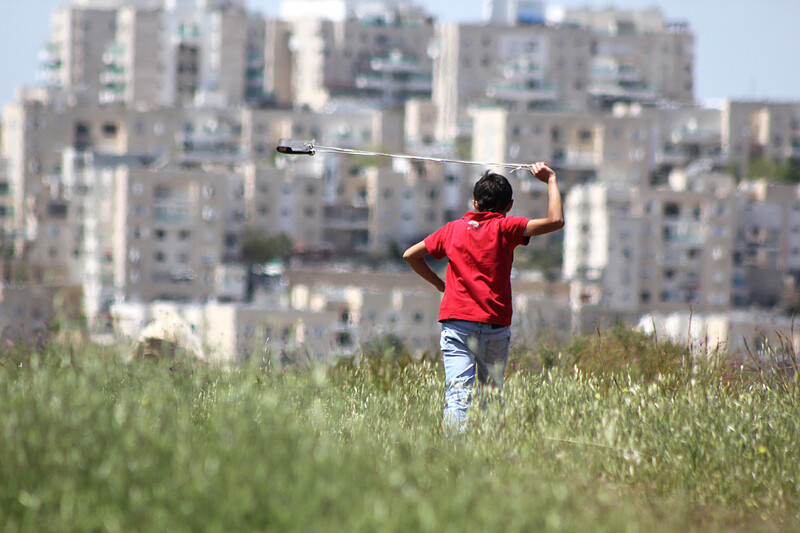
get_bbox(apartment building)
[99,6,163,106]
[1,88,180,238]
[564,169,737,333]
[471,105,655,188]
[241,163,325,252]
[39,3,118,101]
[649,104,724,181]
[264,19,293,105]
[637,170,737,314]
[0,160,14,238]
[721,100,800,178]
[433,21,591,141]
[165,0,250,107]
[433,6,694,142]
[555,7,694,108]
[733,180,800,309]
[485,0,546,26]
[285,0,435,109]
[403,98,438,150]
[40,0,271,108]
[113,165,234,303]
[52,155,239,329]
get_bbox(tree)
[746,157,800,184]
[747,157,781,180]
[240,229,293,263]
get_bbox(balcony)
[246,51,264,69]
[486,81,558,102]
[99,86,126,105]
[102,45,125,65]
[100,69,126,85]
[670,127,720,145]
[370,51,419,72]
[616,64,641,83]
[662,225,704,246]
[324,205,369,230]
[40,58,62,71]
[153,204,192,224]
[503,61,541,76]
[589,82,658,103]
[656,147,688,166]
[355,73,431,93]
[552,149,599,170]
[100,94,125,105]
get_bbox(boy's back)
[424,211,530,326]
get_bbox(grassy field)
[1,326,799,532]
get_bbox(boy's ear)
[472,199,479,211]
[503,200,514,213]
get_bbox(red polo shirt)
[424,211,530,326]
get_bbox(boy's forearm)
[546,177,563,225]
[406,257,445,292]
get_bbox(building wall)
[111,166,232,303]
[264,20,293,104]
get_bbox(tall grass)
[1,326,798,532]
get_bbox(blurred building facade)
[1,0,800,360]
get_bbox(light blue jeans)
[440,319,511,434]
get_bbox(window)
[201,206,217,221]
[663,203,680,217]
[102,122,118,138]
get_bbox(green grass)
[1,328,799,532]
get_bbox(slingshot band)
[276,138,529,172]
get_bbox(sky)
[1,0,798,108]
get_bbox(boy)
[403,162,563,432]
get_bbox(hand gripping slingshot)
[276,138,531,173]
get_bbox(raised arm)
[402,241,445,292]
[523,162,564,237]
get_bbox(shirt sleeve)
[423,224,449,260]
[503,216,531,247]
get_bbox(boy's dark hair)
[473,171,513,213]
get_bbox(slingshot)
[276,138,531,173]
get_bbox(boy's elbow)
[545,216,564,233]
[403,241,428,262]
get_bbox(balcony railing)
[486,82,558,102]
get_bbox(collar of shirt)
[462,211,505,222]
